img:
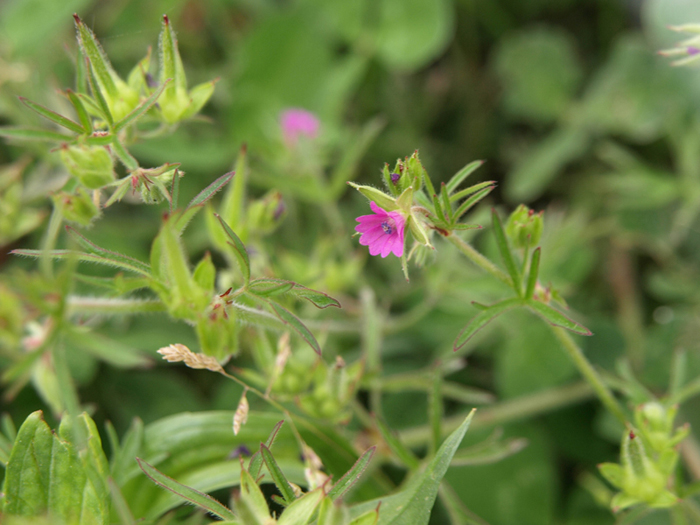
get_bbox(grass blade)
[261,444,296,504]
[327,447,376,501]
[249,420,285,479]
[137,458,236,521]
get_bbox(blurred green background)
[4,0,700,523]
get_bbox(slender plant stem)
[551,326,627,425]
[399,381,595,447]
[41,204,64,277]
[446,231,628,425]
[446,233,512,287]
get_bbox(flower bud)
[53,188,101,226]
[506,204,544,249]
[59,144,114,189]
[247,191,286,234]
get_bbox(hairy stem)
[446,233,512,288]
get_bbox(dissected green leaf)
[248,279,296,297]
[267,301,322,355]
[215,213,250,285]
[20,96,85,134]
[454,298,522,352]
[288,284,341,309]
[446,160,485,194]
[491,209,522,294]
[525,300,592,335]
[249,420,285,479]
[11,249,151,277]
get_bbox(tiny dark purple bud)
[390,172,400,184]
[688,46,700,56]
[228,444,252,459]
[146,73,157,88]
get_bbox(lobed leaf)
[215,213,250,285]
[449,180,497,203]
[66,226,152,275]
[11,248,151,277]
[267,301,322,355]
[491,209,522,294]
[525,247,541,299]
[289,284,341,309]
[453,186,495,221]
[66,89,93,133]
[248,279,296,297]
[0,126,70,142]
[113,79,171,133]
[526,300,592,335]
[445,160,485,194]
[453,298,523,352]
[19,96,85,134]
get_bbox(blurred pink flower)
[355,201,406,258]
[280,108,319,144]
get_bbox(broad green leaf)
[347,182,398,211]
[248,279,296,297]
[19,96,85,134]
[526,300,592,335]
[137,458,237,521]
[446,160,485,194]
[188,172,235,210]
[215,213,250,285]
[328,446,376,501]
[349,411,475,525]
[454,298,523,352]
[261,444,297,504]
[277,488,324,525]
[525,247,541,299]
[11,249,151,277]
[0,126,70,142]
[491,209,522,294]
[267,301,322,355]
[3,411,109,524]
[375,0,454,71]
[66,226,152,275]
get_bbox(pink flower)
[355,202,406,258]
[280,108,320,145]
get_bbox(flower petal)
[369,201,389,216]
[359,227,386,247]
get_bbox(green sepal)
[277,488,324,525]
[181,79,218,120]
[347,182,398,211]
[239,464,271,522]
[193,252,216,291]
[396,186,414,213]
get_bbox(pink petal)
[390,236,404,257]
[356,222,381,234]
[359,228,386,247]
[356,214,385,225]
[380,235,395,258]
[369,201,389,216]
[368,235,387,256]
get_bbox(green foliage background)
[3,0,700,523]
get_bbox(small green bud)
[130,164,180,204]
[406,150,426,193]
[53,188,101,226]
[192,252,216,291]
[60,144,114,189]
[506,204,544,249]
[247,191,286,234]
